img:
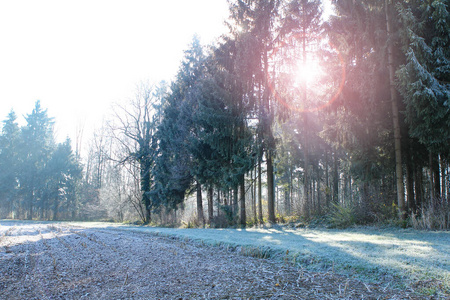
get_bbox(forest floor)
[0,220,448,299]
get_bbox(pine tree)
[46,138,82,220]
[397,0,450,154]
[152,37,205,222]
[0,111,20,218]
[385,0,406,220]
[19,100,55,220]
[324,0,402,219]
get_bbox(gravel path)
[0,222,424,299]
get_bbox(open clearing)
[1,221,449,299]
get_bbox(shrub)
[411,199,450,230]
[328,202,356,228]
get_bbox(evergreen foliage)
[397,0,450,153]
[0,101,82,220]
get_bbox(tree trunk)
[385,0,406,220]
[434,155,441,199]
[207,186,213,225]
[440,155,446,200]
[239,174,246,227]
[405,158,415,214]
[267,149,276,223]
[53,198,59,221]
[405,139,415,214]
[414,165,423,211]
[258,157,263,224]
[252,168,257,223]
[141,162,152,224]
[333,151,339,203]
[429,151,436,201]
[196,181,205,226]
[233,186,238,217]
[28,190,33,220]
[325,149,330,208]
[317,172,321,215]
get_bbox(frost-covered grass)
[68,222,450,292]
[3,220,447,293]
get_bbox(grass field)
[69,222,450,296]
[2,220,449,297]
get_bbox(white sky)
[0,0,332,150]
[0,0,229,144]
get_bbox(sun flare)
[295,59,323,85]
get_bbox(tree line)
[1,0,449,229]
[0,102,82,220]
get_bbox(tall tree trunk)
[284,188,290,216]
[258,156,263,224]
[28,190,33,220]
[207,186,213,225]
[196,181,205,226]
[440,155,447,200]
[303,130,310,217]
[53,198,59,221]
[429,151,436,201]
[405,158,414,214]
[405,139,415,214]
[434,155,441,199]
[239,174,246,227]
[317,172,321,215]
[233,186,238,217]
[141,161,152,224]
[385,0,406,220]
[301,20,310,218]
[414,165,423,211]
[325,149,330,208]
[263,44,276,224]
[252,168,257,223]
[333,151,339,203]
[267,149,276,223]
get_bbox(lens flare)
[268,38,346,113]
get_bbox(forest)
[1,0,449,230]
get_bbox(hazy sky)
[1,0,332,149]
[0,0,229,143]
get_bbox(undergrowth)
[411,199,450,230]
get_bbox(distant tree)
[19,100,55,220]
[46,138,82,220]
[0,111,20,218]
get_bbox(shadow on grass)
[93,223,450,293]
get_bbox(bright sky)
[0,0,332,150]
[0,0,229,145]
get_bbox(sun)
[295,58,323,86]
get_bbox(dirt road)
[0,221,419,299]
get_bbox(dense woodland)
[1,0,449,229]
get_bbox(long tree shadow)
[109,223,450,291]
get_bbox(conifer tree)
[397,0,450,154]
[324,0,402,218]
[152,37,205,222]
[0,111,20,218]
[19,100,55,220]
[46,138,82,220]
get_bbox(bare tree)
[109,83,166,224]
